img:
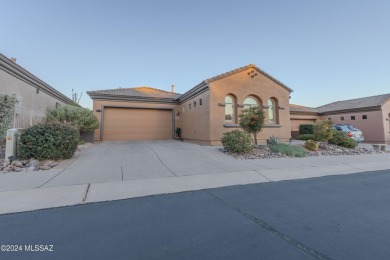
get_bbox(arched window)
[225,95,235,122]
[243,96,258,109]
[268,98,277,123]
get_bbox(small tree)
[239,107,265,145]
[313,120,333,142]
[46,105,99,134]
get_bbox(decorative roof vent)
[10,58,16,62]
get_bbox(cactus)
[266,135,279,146]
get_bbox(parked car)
[332,124,365,142]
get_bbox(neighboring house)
[290,94,390,143]
[0,53,74,128]
[88,64,293,145]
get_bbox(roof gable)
[178,64,293,102]
[204,64,293,93]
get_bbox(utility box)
[5,128,18,162]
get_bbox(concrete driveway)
[40,140,258,188]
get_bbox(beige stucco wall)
[177,90,210,144]
[208,68,292,145]
[290,114,319,132]
[380,100,390,143]
[92,99,179,141]
[320,110,385,143]
[0,69,68,113]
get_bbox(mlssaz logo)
[25,245,54,252]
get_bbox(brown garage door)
[103,108,173,141]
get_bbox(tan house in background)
[0,53,74,129]
[87,64,293,145]
[290,94,390,143]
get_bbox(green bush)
[221,130,253,153]
[299,124,314,135]
[328,130,358,149]
[305,140,319,151]
[296,134,315,140]
[18,122,79,160]
[46,106,99,134]
[269,143,306,157]
[313,120,333,141]
[0,94,16,140]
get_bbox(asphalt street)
[1,169,390,259]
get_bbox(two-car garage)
[102,107,174,141]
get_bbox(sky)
[1,0,389,109]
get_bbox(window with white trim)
[225,95,235,122]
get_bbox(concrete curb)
[0,184,88,215]
[1,162,390,215]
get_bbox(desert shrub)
[221,130,253,153]
[239,107,265,145]
[296,134,315,140]
[266,135,279,146]
[328,130,357,149]
[18,122,79,160]
[299,124,314,135]
[175,127,182,138]
[305,140,319,151]
[46,105,99,134]
[0,94,16,140]
[313,120,333,141]
[269,143,306,157]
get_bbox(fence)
[13,106,46,129]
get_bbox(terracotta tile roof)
[178,64,293,102]
[87,86,181,100]
[289,104,319,113]
[316,93,390,113]
[88,64,293,102]
[204,64,293,93]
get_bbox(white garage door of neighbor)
[103,108,173,141]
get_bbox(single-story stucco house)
[88,64,390,145]
[290,93,390,143]
[0,53,74,128]
[87,64,293,145]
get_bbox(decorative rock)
[26,166,36,172]
[39,165,51,170]
[49,162,58,168]
[13,161,23,167]
[14,168,23,172]
[30,160,39,167]
[21,160,29,165]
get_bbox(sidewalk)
[0,153,389,215]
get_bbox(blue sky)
[1,0,389,108]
